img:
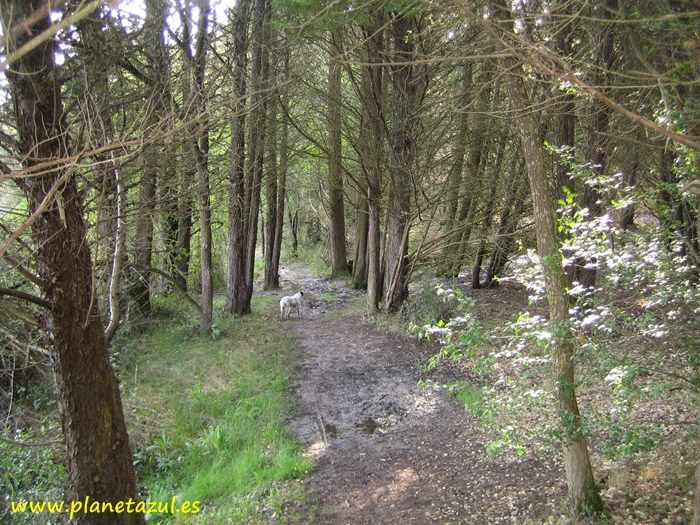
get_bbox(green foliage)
[114,300,312,524]
[446,381,491,419]
[410,286,490,363]
[485,427,528,459]
[1,423,68,525]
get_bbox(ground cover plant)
[2,296,311,524]
[118,296,312,524]
[409,206,700,523]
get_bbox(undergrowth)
[117,295,312,524]
[3,295,311,524]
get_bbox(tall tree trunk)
[270,48,291,285]
[2,2,144,523]
[132,0,171,316]
[224,0,270,314]
[174,179,193,290]
[288,206,299,256]
[383,13,423,310]
[243,0,272,305]
[491,0,603,515]
[192,0,213,331]
[226,0,253,314]
[328,28,348,276]
[105,167,127,344]
[360,7,385,314]
[265,80,281,289]
[77,13,124,342]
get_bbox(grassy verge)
[116,295,312,524]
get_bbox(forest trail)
[273,265,567,524]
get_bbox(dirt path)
[273,266,567,524]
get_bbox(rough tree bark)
[268,47,291,289]
[243,0,272,305]
[360,6,385,314]
[351,181,369,289]
[192,0,213,331]
[383,13,426,311]
[1,2,145,523]
[226,0,253,314]
[328,27,348,277]
[264,71,281,289]
[76,13,125,343]
[265,49,289,290]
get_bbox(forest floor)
[261,265,567,524]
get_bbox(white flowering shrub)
[414,150,700,462]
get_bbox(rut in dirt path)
[285,291,566,525]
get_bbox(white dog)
[280,291,304,319]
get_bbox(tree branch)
[1,0,104,72]
[0,287,53,310]
[150,267,203,315]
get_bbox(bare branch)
[0,286,53,310]
[1,1,104,72]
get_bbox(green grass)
[117,296,312,524]
[446,380,489,418]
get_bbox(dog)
[280,291,304,319]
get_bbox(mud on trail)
[265,265,567,524]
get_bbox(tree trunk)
[76,13,124,343]
[383,13,424,310]
[492,0,603,515]
[360,7,385,314]
[271,50,291,280]
[193,0,213,332]
[265,82,281,289]
[243,0,272,306]
[352,186,369,289]
[328,28,349,277]
[264,44,289,290]
[2,2,144,522]
[105,167,127,344]
[132,0,172,316]
[288,206,299,256]
[226,0,253,314]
